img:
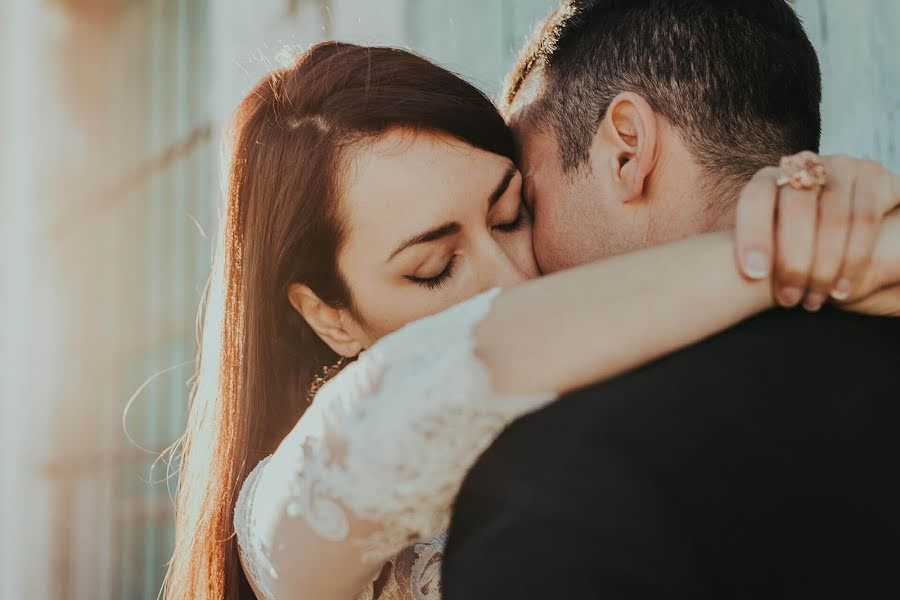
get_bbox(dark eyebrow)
[488,164,517,210]
[388,222,461,262]
[386,164,516,263]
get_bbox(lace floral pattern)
[234,456,278,600]
[366,531,446,600]
[234,289,556,599]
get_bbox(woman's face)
[337,129,540,346]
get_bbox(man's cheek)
[532,218,564,275]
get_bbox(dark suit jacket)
[443,308,900,599]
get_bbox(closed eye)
[493,203,530,234]
[405,255,458,290]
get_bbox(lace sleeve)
[234,288,556,599]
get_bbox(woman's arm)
[479,213,900,398]
[478,229,771,396]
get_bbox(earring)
[306,356,348,403]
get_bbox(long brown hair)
[164,42,514,599]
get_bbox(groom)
[443,1,900,598]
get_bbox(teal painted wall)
[794,0,900,170]
[406,0,558,97]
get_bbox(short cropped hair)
[506,0,822,191]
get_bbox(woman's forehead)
[340,130,512,234]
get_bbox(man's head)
[507,0,822,272]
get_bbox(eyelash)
[406,255,458,290]
[494,203,529,234]
[406,200,528,291]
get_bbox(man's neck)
[696,172,742,233]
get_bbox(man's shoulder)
[472,309,900,472]
[564,307,898,414]
[698,305,900,354]
[453,310,900,558]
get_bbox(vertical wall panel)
[794,0,900,169]
[403,0,555,98]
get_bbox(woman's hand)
[734,155,900,311]
[839,285,900,317]
[833,210,900,316]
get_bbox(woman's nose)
[478,242,529,290]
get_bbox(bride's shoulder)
[234,454,277,544]
[233,455,278,595]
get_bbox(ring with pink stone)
[775,150,828,191]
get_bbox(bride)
[163,43,900,599]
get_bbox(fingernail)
[803,293,825,312]
[779,287,803,307]
[743,251,769,279]
[831,278,852,300]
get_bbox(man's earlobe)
[287,283,363,357]
[618,152,644,203]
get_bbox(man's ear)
[287,283,363,358]
[593,91,659,203]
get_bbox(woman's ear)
[594,91,660,203]
[287,283,363,358]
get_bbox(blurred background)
[0,1,897,598]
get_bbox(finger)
[774,184,819,307]
[832,172,884,300]
[862,159,900,217]
[892,169,900,213]
[803,168,852,311]
[735,167,779,280]
[838,284,900,318]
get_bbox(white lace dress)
[233,289,556,600]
